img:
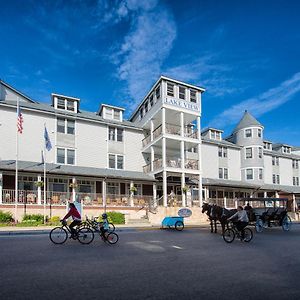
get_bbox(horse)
[202,203,237,233]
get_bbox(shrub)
[22,214,44,224]
[0,210,14,223]
[105,211,125,224]
[49,216,60,225]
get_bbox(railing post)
[37,174,42,205]
[0,173,2,204]
[130,181,134,207]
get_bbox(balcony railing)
[2,189,38,204]
[142,135,151,147]
[143,163,151,173]
[165,124,181,135]
[153,125,162,139]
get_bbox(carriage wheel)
[282,216,292,231]
[255,219,264,233]
[223,228,235,243]
[243,228,253,242]
[175,221,184,231]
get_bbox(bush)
[104,212,125,224]
[49,216,60,225]
[0,210,14,223]
[22,214,44,224]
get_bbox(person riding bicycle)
[227,206,249,240]
[99,213,109,238]
[62,203,81,239]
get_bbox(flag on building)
[44,126,52,151]
[17,103,23,134]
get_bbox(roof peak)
[232,110,263,133]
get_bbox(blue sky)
[1,0,300,145]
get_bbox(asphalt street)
[1,226,300,300]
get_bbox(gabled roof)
[0,79,36,103]
[232,110,263,133]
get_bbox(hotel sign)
[164,98,200,112]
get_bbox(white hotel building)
[0,76,300,221]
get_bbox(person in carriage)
[244,202,255,222]
[227,206,249,240]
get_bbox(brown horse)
[202,203,237,233]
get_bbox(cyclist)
[227,206,249,240]
[62,203,82,239]
[99,213,109,238]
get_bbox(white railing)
[143,163,151,173]
[77,193,103,206]
[2,189,38,204]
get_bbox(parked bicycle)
[49,220,94,245]
[81,214,118,245]
[223,221,253,243]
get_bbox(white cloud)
[209,72,300,128]
[110,1,176,109]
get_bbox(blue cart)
[161,216,184,231]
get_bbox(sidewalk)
[0,223,210,236]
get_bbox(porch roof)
[0,160,156,182]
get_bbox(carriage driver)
[227,206,249,240]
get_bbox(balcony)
[142,123,199,147]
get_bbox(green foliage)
[48,216,60,225]
[0,210,14,223]
[102,211,125,224]
[22,214,45,225]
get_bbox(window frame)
[167,82,174,97]
[108,154,124,169]
[245,147,253,159]
[179,86,185,100]
[246,169,253,180]
[190,89,197,103]
[245,129,252,138]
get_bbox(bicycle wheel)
[77,227,94,244]
[282,216,292,231]
[243,228,253,242]
[223,228,235,243]
[255,219,264,233]
[108,223,115,232]
[105,232,119,245]
[175,221,184,231]
[49,227,68,244]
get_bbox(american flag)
[17,103,23,134]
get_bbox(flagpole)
[43,126,47,224]
[15,98,19,223]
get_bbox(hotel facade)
[0,76,300,222]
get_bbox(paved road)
[1,226,300,300]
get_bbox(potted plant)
[69,183,78,189]
[130,186,137,195]
[34,181,44,188]
[182,186,189,194]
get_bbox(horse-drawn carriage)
[237,198,292,233]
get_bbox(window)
[144,101,148,113]
[108,154,124,169]
[258,129,262,138]
[216,132,221,140]
[67,149,75,165]
[272,156,279,166]
[272,174,276,184]
[67,120,75,134]
[179,86,185,100]
[139,109,143,120]
[283,146,291,154]
[107,182,119,195]
[57,148,65,164]
[218,147,227,158]
[219,168,223,179]
[149,94,154,107]
[246,148,252,159]
[190,89,197,103]
[246,169,253,180]
[211,131,216,139]
[167,82,174,97]
[57,98,65,109]
[67,100,75,112]
[294,177,300,186]
[106,108,113,119]
[292,160,299,169]
[57,118,65,133]
[277,175,280,184]
[276,157,279,166]
[108,127,123,142]
[245,129,252,138]
[224,168,228,179]
[264,142,271,150]
[155,85,160,99]
[259,169,263,180]
[258,147,263,159]
[114,110,120,121]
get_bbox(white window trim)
[108,126,123,142]
[108,153,125,170]
[246,168,254,180]
[56,147,76,165]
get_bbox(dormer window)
[52,94,79,113]
[210,130,222,140]
[99,104,124,122]
[282,146,291,154]
[263,141,272,150]
[245,129,252,138]
[57,98,65,109]
[167,82,174,97]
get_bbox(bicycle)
[223,221,253,243]
[49,220,94,245]
[81,216,119,245]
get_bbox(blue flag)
[44,126,52,151]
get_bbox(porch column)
[163,171,167,207]
[292,194,296,213]
[162,107,166,135]
[197,116,203,207]
[153,183,157,207]
[151,146,154,172]
[275,191,279,198]
[72,177,76,202]
[37,174,42,205]
[102,179,107,209]
[130,181,134,207]
[180,112,184,137]
[0,173,2,204]
[181,172,186,207]
[264,191,267,198]
[150,119,154,142]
